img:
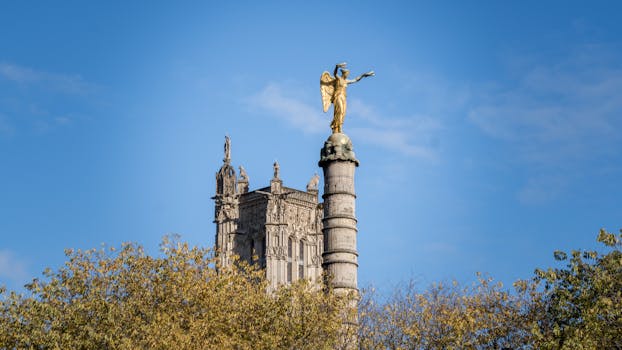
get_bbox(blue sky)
[1,1,621,293]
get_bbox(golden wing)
[320,71,335,113]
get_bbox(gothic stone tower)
[213,137,324,290]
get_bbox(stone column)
[319,133,359,295]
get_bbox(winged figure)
[320,62,374,133]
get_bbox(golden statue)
[320,62,374,133]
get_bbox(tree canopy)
[530,228,622,349]
[356,229,622,349]
[2,229,621,349]
[358,275,538,349]
[0,237,351,350]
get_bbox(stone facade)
[213,139,324,290]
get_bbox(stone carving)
[311,254,322,266]
[279,200,286,221]
[270,246,286,259]
[216,136,237,196]
[239,165,248,181]
[319,132,359,166]
[320,62,374,133]
[215,149,326,290]
[286,206,295,227]
[222,205,235,220]
[237,165,249,193]
[269,200,279,222]
[273,161,280,179]
[315,205,323,230]
[224,135,231,163]
[306,173,320,192]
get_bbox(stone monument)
[319,62,373,296]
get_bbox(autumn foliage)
[357,229,622,349]
[1,229,621,349]
[0,237,350,349]
[358,276,537,349]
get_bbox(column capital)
[319,133,359,167]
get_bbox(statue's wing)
[320,71,335,113]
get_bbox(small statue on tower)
[224,135,231,163]
[273,161,280,180]
[306,173,320,192]
[239,165,248,181]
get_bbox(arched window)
[287,237,293,283]
[298,241,304,280]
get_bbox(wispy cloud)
[0,250,29,286]
[0,62,94,94]
[469,47,622,157]
[469,46,622,203]
[349,99,442,159]
[248,83,325,134]
[0,62,91,136]
[249,83,443,158]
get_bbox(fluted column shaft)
[321,160,358,293]
[319,132,359,295]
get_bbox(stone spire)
[223,135,231,163]
[273,161,280,180]
[214,136,238,268]
[216,136,236,197]
[270,160,282,194]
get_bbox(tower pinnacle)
[224,135,231,164]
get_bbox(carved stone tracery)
[214,136,326,290]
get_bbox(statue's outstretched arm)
[348,70,375,84]
[334,62,347,76]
